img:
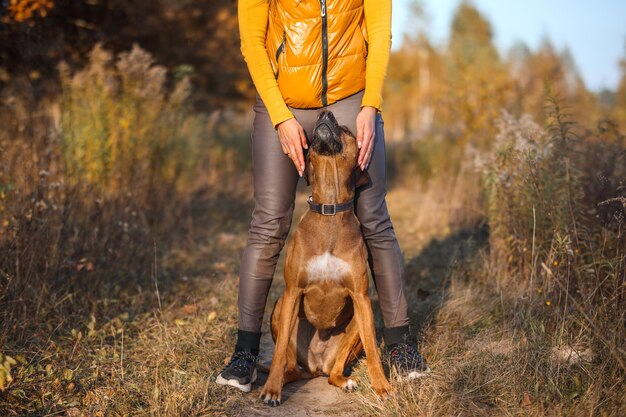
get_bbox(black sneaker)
[386,338,431,380]
[216,349,258,392]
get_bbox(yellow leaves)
[87,314,97,338]
[8,0,54,23]
[180,303,198,316]
[174,308,216,327]
[71,328,83,341]
[207,311,217,323]
[63,368,74,381]
[106,314,128,335]
[76,258,94,272]
[0,353,17,391]
[119,116,131,131]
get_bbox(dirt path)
[0,180,481,416]
[238,331,361,416]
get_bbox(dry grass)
[0,44,254,415]
[353,107,625,417]
[1,44,624,416]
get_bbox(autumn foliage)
[7,0,54,23]
[0,1,624,415]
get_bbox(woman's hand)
[276,117,308,177]
[356,106,377,170]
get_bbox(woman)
[217,0,429,393]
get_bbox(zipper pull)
[321,0,326,17]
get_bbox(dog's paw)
[372,379,393,398]
[259,384,282,407]
[342,379,358,392]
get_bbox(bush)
[59,43,202,204]
[0,44,245,350]
[483,105,626,392]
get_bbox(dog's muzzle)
[312,111,343,156]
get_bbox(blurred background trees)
[1,0,249,109]
[1,0,624,131]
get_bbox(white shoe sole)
[216,368,258,393]
[392,365,432,381]
[401,366,432,380]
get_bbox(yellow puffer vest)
[267,0,368,109]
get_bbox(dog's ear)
[352,168,371,190]
[340,125,356,139]
[304,159,313,186]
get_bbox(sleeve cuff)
[360,92,383,113]
[268,106,295,128]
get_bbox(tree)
[0,1,251,109]
[6,0,54,24]
[445,1,512,147]
[507,38,595,125]
[383,33,443,140]
[614,42,626,126]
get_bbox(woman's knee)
[248,202,294,243]
[358,210,396,242]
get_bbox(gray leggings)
[238,89,409,332]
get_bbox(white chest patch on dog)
[306,252,351,283]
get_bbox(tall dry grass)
[0,43,252,406]
[356,102,625,416]
[59,44,201,200]
[1,39,624,415]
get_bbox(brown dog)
[259,110,392,406]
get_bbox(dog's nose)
[315,123,333,143]
[318,110,338,127]
[312,111,342,155]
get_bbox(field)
[1,2,625,416]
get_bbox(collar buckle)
[321,203,336,216]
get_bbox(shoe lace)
[225,350,257,373]
[389,340,424,367]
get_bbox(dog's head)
[305,110,370,193]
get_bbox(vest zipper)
[320,0,328,106]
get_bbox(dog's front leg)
[260,286,301,406]
[351,291,392,396]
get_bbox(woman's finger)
[358,127,372,166]
[287,140,296,159]
[287,141,301,173]
[295,139,305,173]
[299,128,308,150]
[292,142,304,175]
[361,129,375,169]
[356,120,364,151]
[287,132,304,174]
[278,132,289,155]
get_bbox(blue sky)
[392,0,626,92]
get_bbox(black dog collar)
[307,196,354,216]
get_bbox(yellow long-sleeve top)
[238,0,392,128]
